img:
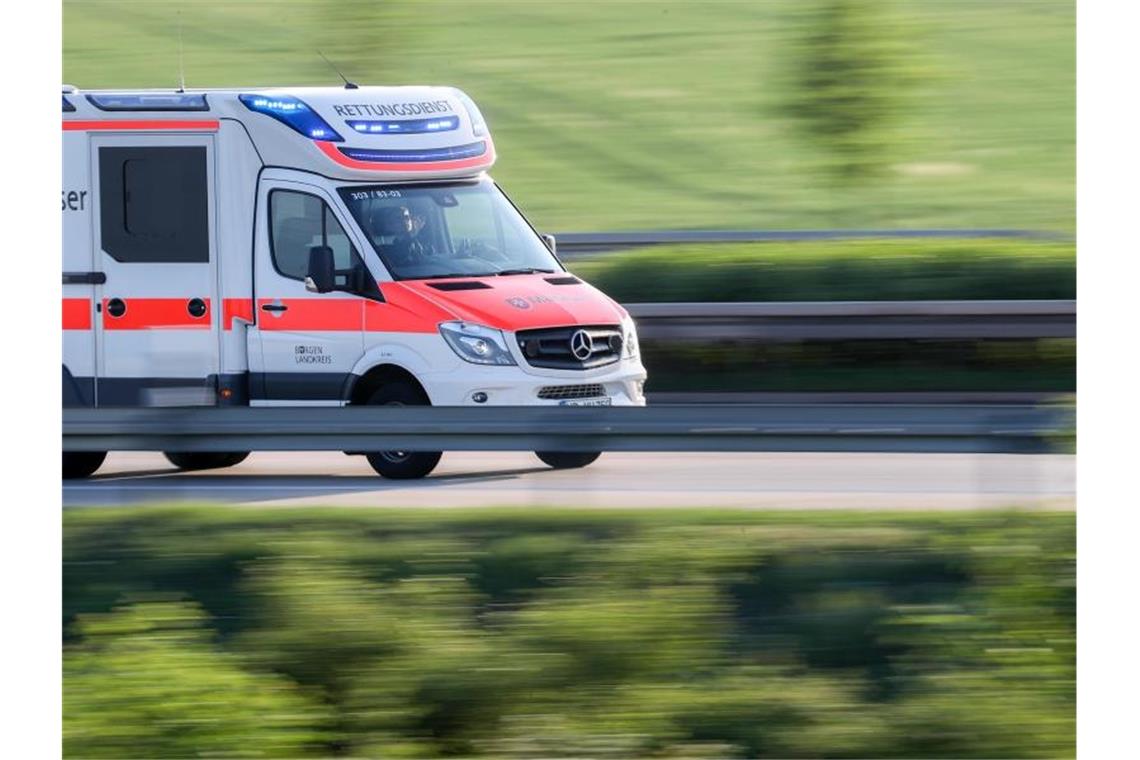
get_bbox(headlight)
[439,322,517,365]
[622,317,640,359]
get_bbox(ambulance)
[62,84,647,480]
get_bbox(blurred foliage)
[641,339,1075,394]
[784,0,920,183]
[63,0,1074,231]
[64,507,1075,758]
[64,602,328,758]
[569,238,1074,302]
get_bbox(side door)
[90,135,220,406]
[251,181,374,403]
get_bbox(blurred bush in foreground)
[64,508,1074,758]
[569,238,1074,303]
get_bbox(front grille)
[538,383,606,400]
[516,325,623,370]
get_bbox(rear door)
[90,134,220,405]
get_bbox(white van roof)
[62,85,496,182]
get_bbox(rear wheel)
[63,451,106,479]
[363,382,442,479]
[535,451,602,469]
[163,452,250,471]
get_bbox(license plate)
[559,397,613,407]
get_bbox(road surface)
[63,451,1074,510]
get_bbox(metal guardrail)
[63,404,1070,455]
[626,300,1076,341]
[555,228,1066,257]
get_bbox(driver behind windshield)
[368,205,431,265]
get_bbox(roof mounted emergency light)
[86,92,209,111]
[238,94,344,142]
[345,116,460,135]
[446,88,488,137]
[339,141,487,163]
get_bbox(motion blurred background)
[64,0,1074,232]
[66,0,1076,397]
[62,1,1075,757]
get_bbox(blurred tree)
[784,0,919,184]
[64,602,328,758]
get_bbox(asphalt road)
[63,451,1074,510]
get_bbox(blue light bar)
[63,95,75,113]
[344,116,460,135]
[238,94,344,142]
[86,93,209,112]
[338,141,487,163]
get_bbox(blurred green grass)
[63,0,1074,232]
[64,506,1075,758]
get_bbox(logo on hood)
[570,329,595,360]
[506,297,531,310]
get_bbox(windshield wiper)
[495,267,556,276]
[416,272,496,280]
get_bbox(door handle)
[261,303,288,312]
[63,271,107,285]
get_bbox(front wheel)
[164,452,250,471]
[363,382,442,479]
[535,451,601,469]
[63,451,106,479]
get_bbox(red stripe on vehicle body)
[257,294,445,334]
[363,298,444,333]
[102,298,211,330]
[62,120,220,132]
[222,298,254,330]
[255,299,362,331]
[63,298,92,330]
[313,138,496,173]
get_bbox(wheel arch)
[346,362,431,406]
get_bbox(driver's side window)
[269,190,364,288]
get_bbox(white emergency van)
[62,84,646,480]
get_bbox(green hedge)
[64,508,1075,758]
[569,239,1075,302]
[642,339,1076,393]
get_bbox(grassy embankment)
[64,0,1074,232]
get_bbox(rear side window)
[268,190,362,283]
[98,146,209,263]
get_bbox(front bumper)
[419,358,648,406]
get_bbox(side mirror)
[540,233,558,258]
[305,246,336,293]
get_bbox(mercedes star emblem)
[570,329,594,361]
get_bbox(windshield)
[337,179,562,280]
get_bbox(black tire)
[363,382,442,479]
[163,451,250,471]
[535,451,602,469]
[63,451,107,479]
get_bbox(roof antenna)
[176,11,186,92]
[318,50,358,89]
